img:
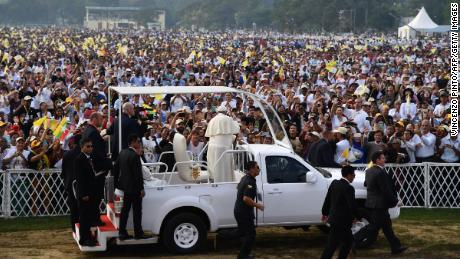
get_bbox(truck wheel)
[162,212,207,254]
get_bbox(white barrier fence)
[0,163,459,217]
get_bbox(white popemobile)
[73,86,399,253]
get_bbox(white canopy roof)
[408,7,438,30]
[110,86,242,95]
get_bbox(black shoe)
[79,239,97,247]
[392,246,408,255]
[135,233,152,240]
[119,234,133,241]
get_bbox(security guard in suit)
[320,165,359,259]
[74,137,98,247]
[234,161,264,259]
[365,150,407,255]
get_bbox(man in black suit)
[308,131,341,168]
[82,112,111,226]
[107,102,141,161]
[114,134,149,240]
[74,137,97,247]
[320,165,359,259]
[61,134,82,233]
[365,150,407,255]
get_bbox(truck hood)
[321,167,367,200]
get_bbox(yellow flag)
[53,118,67,137]
[325,60,337,72]
[14,55,24,63]
[242,59,249,68]
[341,148,349,159]
[430,48,437,54]
[366,161,374,169]
[217,56,226,65]
[58,44,66,53]
[274,46,280,52]
[32,43,38,50]
[1,52,8,62]
[279,67,285,81]
[197,51,202,58]
[2,39,9,48]
[33,116,47,127]
[117,45,128,55]
[278,54,285,64]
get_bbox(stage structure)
[84,6,165,30]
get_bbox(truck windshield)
[259,100,287,143]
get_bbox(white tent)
[407,7,438,30]
[398,7,450,39]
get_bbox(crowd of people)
[0,27,457,173]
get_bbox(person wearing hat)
[333,127,351,165]
[433,91,450,125]
[2,136,29,169]
[12,95,37,139]
[28,139,50,170]
[205,105,240,182]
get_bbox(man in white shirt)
[415,120,436,162]
[344,98,369,132]
[333,127,350,165]
[2,137,29,169]
[220,92,237,110]
[187,130,205,161]
[439,133,460,163]
[433,92,450,125]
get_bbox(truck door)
[261,155,326,224]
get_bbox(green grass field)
[0,208,458,258]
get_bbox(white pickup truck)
[74,86,399,253]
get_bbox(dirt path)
[0,221,459,258]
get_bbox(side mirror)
[306,172,317,184]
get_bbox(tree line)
[0,0,455,32]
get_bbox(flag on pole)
[217,56,226,65]
[53,118,67,137]
[33,116,47,127]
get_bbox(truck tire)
[162,212,207,254]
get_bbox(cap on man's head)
[23,95,32,101]
[333,127,348,135]
[175,118,184,125]
[217,106,227,113]
[309,131,321,138]
[31,140,42,149]
[16,137,25,142]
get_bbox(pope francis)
[205,106,240,182]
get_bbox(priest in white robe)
[205,106,240,182]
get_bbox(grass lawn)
[0,208,458,258]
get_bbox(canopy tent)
[407,7,438,30]
[398,7,450,39]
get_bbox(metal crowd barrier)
[350,163,460,209]
[0,163,458,218]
